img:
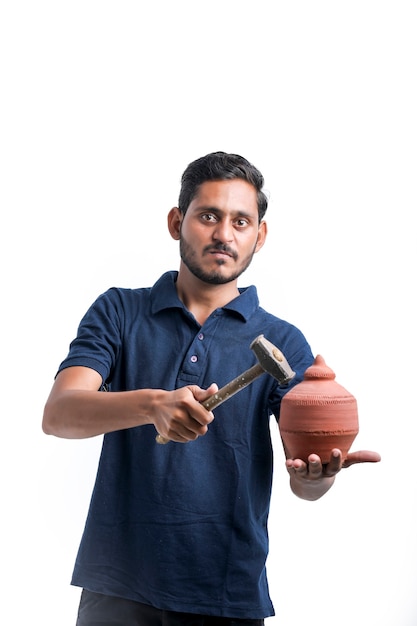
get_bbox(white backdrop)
[1,1,416,624]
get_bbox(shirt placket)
[176,310,223,387]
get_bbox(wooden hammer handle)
[155,363,264,444]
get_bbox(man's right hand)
[153,383,218,443]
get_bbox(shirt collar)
[150,271,259,322]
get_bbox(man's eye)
[201,213,217,222]
[235,218,249,227]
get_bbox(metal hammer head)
[250,334,295,386]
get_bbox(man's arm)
[42,366,216,441]
[286,449,381,501]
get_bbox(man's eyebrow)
[194,205,221,212]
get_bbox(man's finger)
[342,450,382,468]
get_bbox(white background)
[1,1,416,624]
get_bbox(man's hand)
[286,448,381,500]
[153,383,218,443]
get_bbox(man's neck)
[175,265,240,326]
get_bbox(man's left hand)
[286,448,381,500]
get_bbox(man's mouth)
[204,245,236,260]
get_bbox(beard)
[179,233,257,285]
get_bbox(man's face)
[176,179,266,285]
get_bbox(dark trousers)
[76,590,264,626]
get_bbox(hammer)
[155,334,295,444]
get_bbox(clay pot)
[279,355,359,463]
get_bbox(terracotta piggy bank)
[279,355,359,464]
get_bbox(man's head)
[168,152,268,287]
[178,152,268,222]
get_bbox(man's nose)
[212,220,233,242]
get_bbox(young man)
[43,152,380,625]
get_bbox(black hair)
[178,151,268,222]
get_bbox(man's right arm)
[42,366,216,441]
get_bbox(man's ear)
[167,207,183,241]
[254,220,267,253]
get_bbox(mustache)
[203,243,238,260]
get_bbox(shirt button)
[198,333,204,340]
[190,355,198,363]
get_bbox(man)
[43,152,380,625]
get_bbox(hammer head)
[250,334,295,386]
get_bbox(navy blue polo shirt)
[58,271,314,619]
